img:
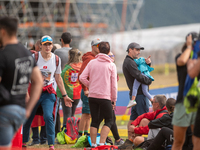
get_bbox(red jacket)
[78,52,95,91]
[131,106,167,134]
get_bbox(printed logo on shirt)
[64,68,80,88]
[43,66,47,69]
[11,56,34,95]
[41,69,51,86]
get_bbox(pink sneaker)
[49,145,55,150]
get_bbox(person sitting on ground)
[133,98,176,147]
[127,56,154,108]
[119,95,167,149]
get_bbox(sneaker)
[127,100,137,108]
[22,143,27,147]
[49,145,55,150]
[106,137,113,145]
[28,141,39,146]
[114,138,124,146]
[40,141,47,145]
[118,139,133,149]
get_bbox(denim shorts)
[81,89,90,114]
[0,105,26,146]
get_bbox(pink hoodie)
[79,53,117,102]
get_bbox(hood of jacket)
[82,52,95,62]
[95,53,114,63]
[70,62,82,71]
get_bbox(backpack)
[34,52,59,69]
[66,117,80,140]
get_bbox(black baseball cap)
[126,42,144,52]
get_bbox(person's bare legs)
[85,114,91,131]
[90,127,97,144]
[127,120,133,139]
[193,136,200,150]
[78,113,91,133]
[100,125,110,143]
[171,125,188,150]
[133,136,145,146]
[138,118,150,127]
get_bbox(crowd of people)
[1,16,200,150]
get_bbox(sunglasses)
[108,55,115,58]
[151,101,157,104]
[94,44,99,48]
[41,37,53,43]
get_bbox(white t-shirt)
[33,52,61,86]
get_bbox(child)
[127,57,154,108]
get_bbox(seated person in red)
[119,95,167,149]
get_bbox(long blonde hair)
[67,48,82,64]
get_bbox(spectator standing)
[80,42,117,147]
[0,16,43,147]
[122,42,152,142]
[127,56,154,108]
[186,37,200,150]
[56,48,82,126]
[29,42,47,146]
[54,32,72,129]
[78,38,101,137]
[22,35,73,150]
[171,33,198,150]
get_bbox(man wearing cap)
[121,42,152,146]
[77,38,101,138]
[23,35,73,150]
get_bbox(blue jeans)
[32,126,46,144]
[130,94,149,120]
[0,105,26,146]
[23,93,56,145]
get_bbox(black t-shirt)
[175,53,200,103]
[0,43,36,108]
[175,53,187,103]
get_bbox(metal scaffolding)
[0,0,144,47]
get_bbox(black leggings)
[89,97,113,129]
[147,127,173,150]
[98,109,120,141]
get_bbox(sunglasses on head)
[41,37,53,43]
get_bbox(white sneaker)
[127,100,137,108]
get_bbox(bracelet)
[62,94,68,97]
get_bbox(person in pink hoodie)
[80,41,117,147]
